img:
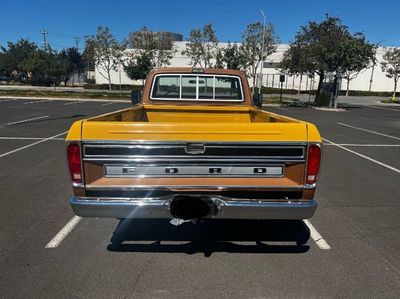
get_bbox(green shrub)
[28,76,58,87]
[261,87,299,94]
[85,78,96,84]
[381,99,400,104]
[339,90,398,97]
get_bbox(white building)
[95,42,398,93]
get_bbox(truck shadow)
[107,219,310,256]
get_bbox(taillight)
[306,144,321,184]
[67,143,82,184]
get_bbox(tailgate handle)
[209,167,222,174]
[185,143,205,154]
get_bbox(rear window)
[151,74,243,101]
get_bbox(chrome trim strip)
[203,146,303,149]
[76,195,310,203]
[79,196,175,202]
[83,158,305,163]
[83,144,306,149]
[303,183,317,189]
[103,163,285,178]
[85,185,305,191]
[81,140,308,146]
[72,182,85,188]
[84,144,185,149]
[83,144,305,159]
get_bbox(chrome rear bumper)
[70,196,317,220]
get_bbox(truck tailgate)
[78,121,311,199]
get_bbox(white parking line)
[0,136,64,141]
[62,101,83,106]
[337,122,400,141]
[101,102,115,106]
[369,106,400,112]
[24,100,53,105]
[45,216,82,248]
[0,131,68,158]
[5,115,49,126]
[303,220,331,250]
[325,144,400,147]
[323,138,400,174]
[271,106,288,111]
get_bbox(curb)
[313,107,346,112]
[263,103,282,107]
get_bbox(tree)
[82,42,95,72]
[21,48,63,89]
[66,47,85,84]
[132,27,176,68]
[124,52,152,86]
[123,28,176,85]
[381,48,400,99]
[280,42,311,87]
[183,23,219,68]
[222,42,244,70]
[58,47,85,85]
[280,16,375,106]
[215,49,224,69]
[214,42,246,70]
[241,22,278,93]
[85,26,126,90]
[0,39,38,78]
[341,34,376,96]
[57,50,71,85]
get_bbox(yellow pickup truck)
[66,67,322,221]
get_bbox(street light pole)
[258,10,266,95]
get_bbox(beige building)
[95,42,398,93]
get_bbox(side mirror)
[131,90,141,105]
[253,93,263,108]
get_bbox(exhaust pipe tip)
[170,196,217,220]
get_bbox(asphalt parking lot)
[0,98,400,298]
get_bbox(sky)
[0,0,399,50]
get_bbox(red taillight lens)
[306,144,321,184]
[67,143,82,184]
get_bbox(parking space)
[268,105,400,274]
[0,139,35,155]
[332,145,400,170]
[0,98,399,298]
[0,98,129,138]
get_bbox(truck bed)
[76,104,311,142]
[88,104,298,123]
